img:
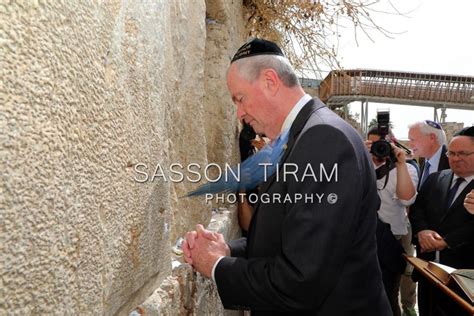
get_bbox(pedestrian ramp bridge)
[318,69,474,134]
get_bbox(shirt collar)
[452,174,474,185]
[426,145,443,171]
[281,94,312,133]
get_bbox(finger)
[420,236,436,250]
[182,241,194,264]
[433,232,443,240]
[186,231,198,249]
[196,224,217,241]
[426,239,438,249]
[419,240,429,250]
[182,240,190,255]
[183,254,193,265]
[196,224,206,238]
[419,241,429,252]
[418,236,429,249]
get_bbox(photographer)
[366,125,419,316]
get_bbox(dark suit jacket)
[418,145,449,190]
[409,170,474,268]
[215,98,391,315]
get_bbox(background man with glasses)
[409,126,474,316]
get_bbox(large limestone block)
[133,207,242,316]
[0,0,218,314]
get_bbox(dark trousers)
[382,268,401,316]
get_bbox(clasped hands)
[464,189,474,214]
[417,229,448,253]
[182,224,230,278]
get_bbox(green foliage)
[369,118,394,129]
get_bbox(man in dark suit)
[408,120,449,189]
[182,39,391,315]
[403,120,449,315]
[409,126,474,316]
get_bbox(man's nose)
[236,105,246,120]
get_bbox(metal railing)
[319,69,474,110]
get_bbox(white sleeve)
[211,256,226,282]
[398,163,419,206]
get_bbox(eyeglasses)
[445,151,474,158]
[425,120,442,130]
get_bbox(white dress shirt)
[426,145,444,175]
[451,174,474,203]
[376,162,419,235]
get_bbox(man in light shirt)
[182,39,391,315]
[366,127,418,316]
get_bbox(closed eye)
[232,95,244,105]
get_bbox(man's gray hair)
[408,121,447,145]
[232,55,300,88]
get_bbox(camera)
[370,110,397,162]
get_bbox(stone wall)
[1,0,245,315]
[441,122,465,143]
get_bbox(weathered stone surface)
[442,122,464,142]
[1,0,244,315]
[134,206,242,316]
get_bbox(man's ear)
[261,69,280,96]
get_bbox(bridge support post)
[360,99,368,138]
[440,106,447,123]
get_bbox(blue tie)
[446,177,465,207]
[420,161,431,186]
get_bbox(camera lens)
[371,140,392,158]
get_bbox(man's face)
[367,133,381,144]
[448,136,474,178]
[226,64,274,137]
[408,126,435,158]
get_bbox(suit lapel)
[255,99,321,196]
[248,99,323,231]
[439,172,474,222]
[438,171,453,222]
[418,145,449,191]
[449,179,474,210]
